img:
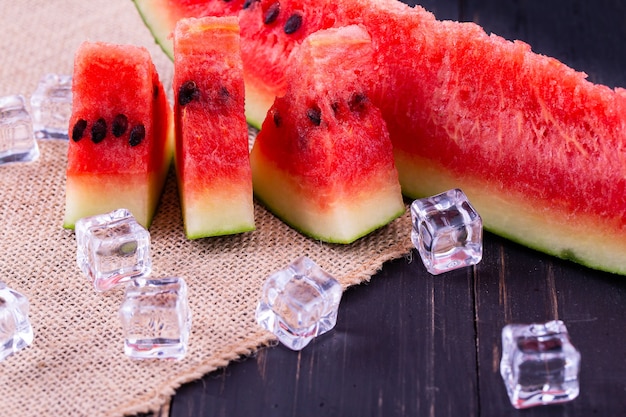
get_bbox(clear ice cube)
[0,282,34,361]
[500,320,581,409]
[119,277,191,360]
[0,95,39,165]
[256,256,343,351]
[75,208,151,292]
[30,74,72,139]
[410,188,482,275]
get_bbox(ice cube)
[75,209,151,292]
[256,256,343,351]
[119,277,191,360]
[0,95,39,165]
[410,188,482,275]
[30,74,72,139]
[0,282,34,361]
[500,320,581,409]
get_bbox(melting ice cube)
[75,209,151,292]
[0,95,39,165]
[31,74,72,139]
[500,320,581,409]
[119,277,191,360]
[256,256,343,351]
[410,188,482,275]
[0,282,34,361]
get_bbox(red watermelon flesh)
[133,0,245,59]
[237,0,342,127]
[249,25,405,243]
[236,0,626,274]
[64,42,172,229]
[173,16,255,239]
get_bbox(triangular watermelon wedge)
[250,25,405,243]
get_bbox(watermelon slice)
[132,0,245,59]
[173,16,255,239]
[249,25,405,243]
[240,0,626,273]
[134,0,626,274]
[64,42,172,230]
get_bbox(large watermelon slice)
[249,25,404,243]
[173,16,255,239]
[64,41,172,229]
[134,0,626,274]
[238,0,626,274]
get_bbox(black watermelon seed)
[153,84,159,99]
[264,2,280,24]
[349,93,368,113]
[72,119,88,142]
[284,13,302,34]
[112,114,128,137]
[91,118,107,144]
[243,0,259,9]
[223,0,232,2]
[178,80,200,106]
[272,110,282,127]
[129,124,146,147]
[306,106,321,126]
[219,86,230,100]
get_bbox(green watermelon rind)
[184,223,256,240]
[396,154,626,276]
[250,143,407,245]
[132,0,175,60]
[254,192,406,244]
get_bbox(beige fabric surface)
[0,1,413,416]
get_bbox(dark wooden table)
[150,1,626,416]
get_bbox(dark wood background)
[145,1,626,416]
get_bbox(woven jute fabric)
[0,1,413,416]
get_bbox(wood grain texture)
[156,1,626,416]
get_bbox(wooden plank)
[468,1,626,413]
[170,254,479,416]
[476,237,626,415]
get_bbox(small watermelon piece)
[132,0,245,59]
[173,16,255,239]
[249,25,405,243]
[64,41,172,230]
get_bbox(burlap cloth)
[0,1,412,416]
